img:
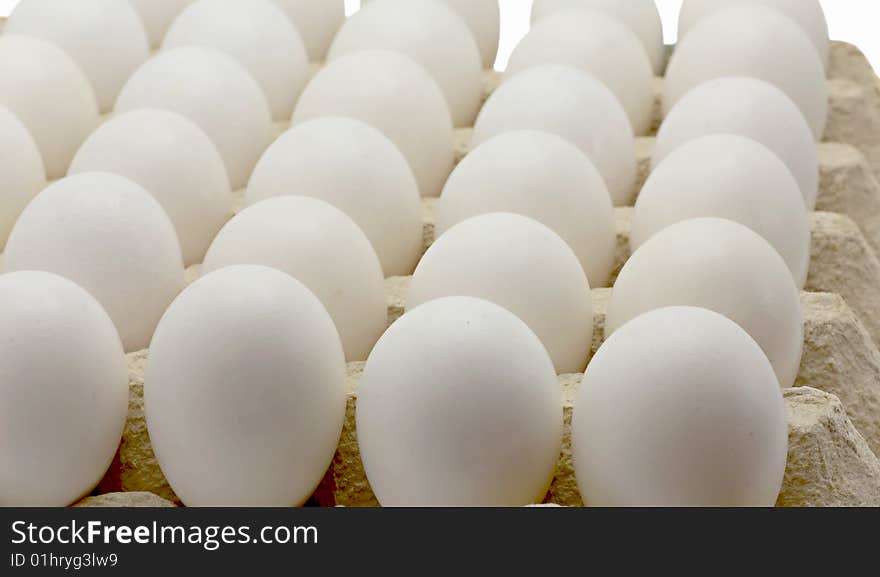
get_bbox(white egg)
[664,4,827,139]
[0,36,99,179]
[274,0,346,61]
[531,0,665,75]
[472,65,636,205]
[4,173,186,352]
[247,117,422,277]
[129,0,195,48]
[655,77,819,209]
[437,130,616,287]
[507,10,654,135]
[163,0,309,121]
[0,271,128,507]
[116,46,273,190]
[0,106,45,250]
[607,217,803,388]
[679,0,829,68]
[70,109,232,266]
[294,50,454,198]
[363,0,499,68]
[5,0,149,112]
[203,196,386,361]
[357,296,562,507]
[146,265,346,507]
[329,0,482,127]
[573,306,788,507]
[409,213,594,374]
[634,134,810,288]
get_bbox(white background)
[1,0,878,71]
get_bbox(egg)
[4,173,186,352]
[437,130,616,287]
[573,306,788,507]
[531,0,665,75]
[664,4,827,139]
[116,46,273,190]
[472,65,636,205]
[634,134,810,288]
[247,117,422,277]
[363,0,499,69]
[129,0,195,48]
[679,0,829,68]
[275,0,346,61]
[357,296,562,507]
[0,271,128,506]
[293,50,453,198]
[409,213,593,374]
[607,217,803,388]
[0,106,45,250]
[5,0,149,112]
[655,77,819,209]
[0,36,99,179]
[203,196,386,361]
[507,10,654,135]
[328,0,482,127]
[70,109,232,266]
[163,0,309,121]
[145,265,346,506]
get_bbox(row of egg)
[0,99,809,369]
[1,257,788,507]
[1,0,824,504]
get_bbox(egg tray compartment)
[0,27,857,505]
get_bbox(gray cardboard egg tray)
[1,29,874,505]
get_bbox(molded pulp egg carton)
[3,25,872,506]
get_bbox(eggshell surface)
[202,196,386,361]
[409,213,594,373]
[4,173,186,352]
[664,4,828,139]
[679,0,829,67]
[274,0,345,61]
[357,296,562,507]
[146,265,346,507]
[531,0,665,74]
[363,0,500,68]
[634,134,811,288]
[507,10,654,135]
[5,0,150,111]
[437,130,616,287]
[163,0,310,120]
[293,50,454,198]
[573,306,789,507]
[0,36,99,179]
[70,109,232,266]
[247,117,422,277]
[129,0,195,48]
[0,105,46,250]
[0,271,128,507]
[606,217,803,388]
[472,65,636,205]
[654,77,820,209]
[116,46,273,190]
[330,0,482,127]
